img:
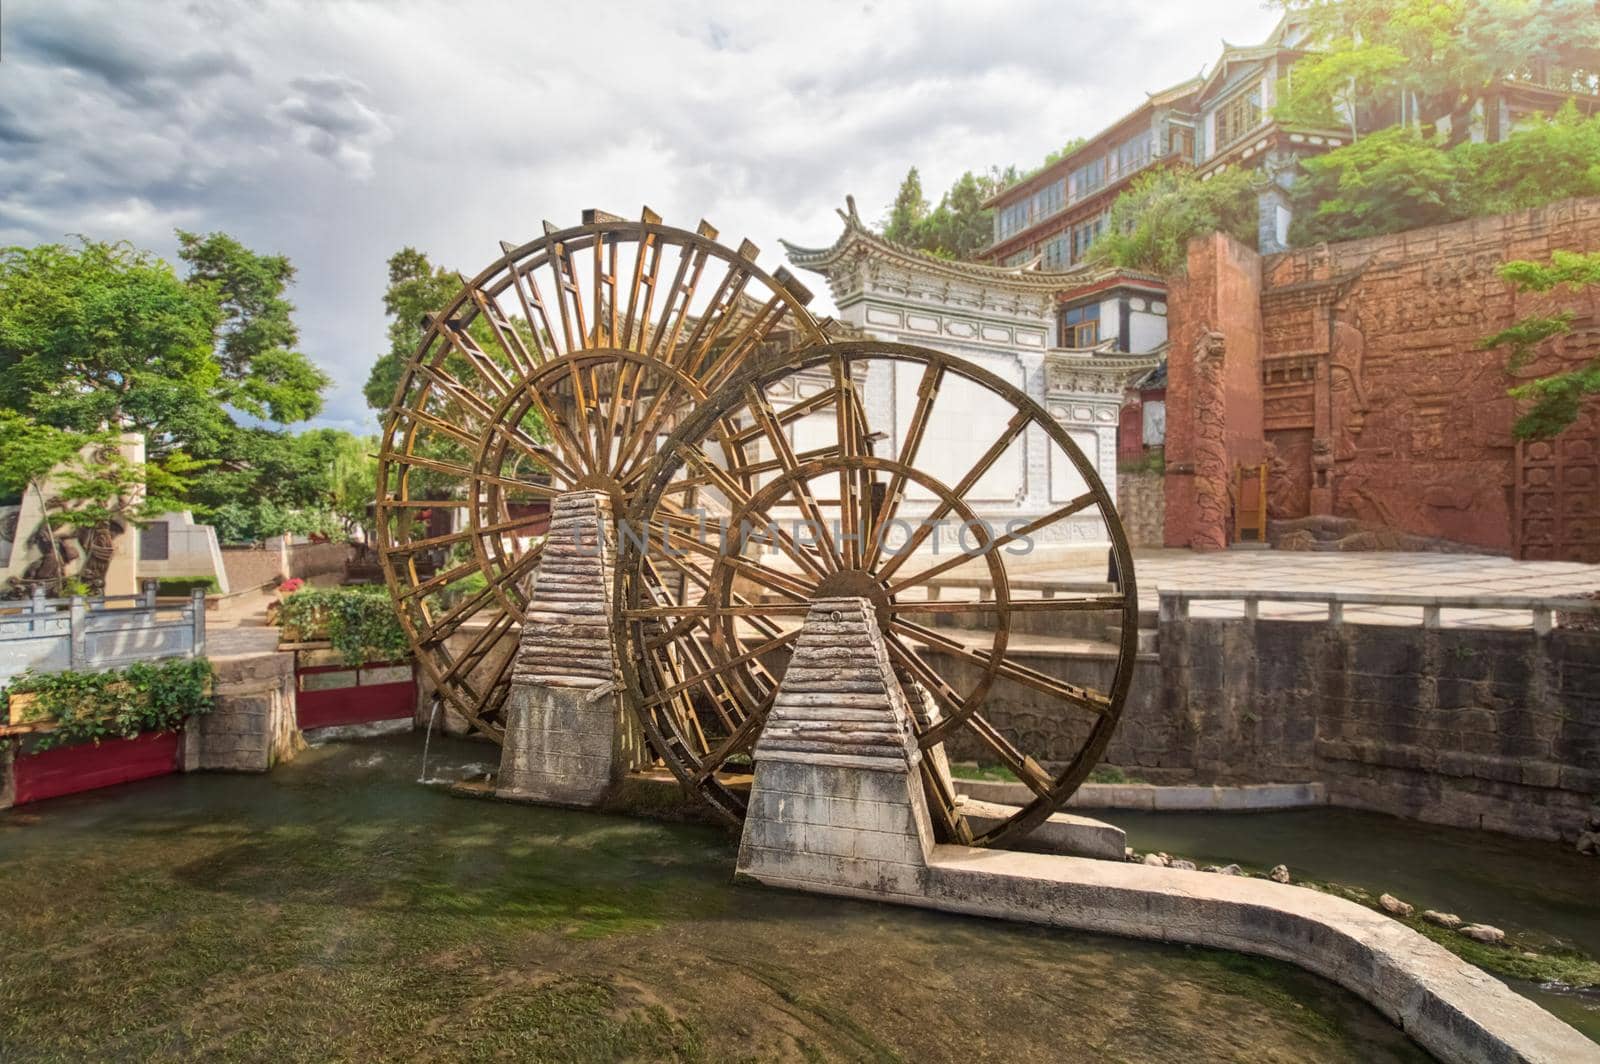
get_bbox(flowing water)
[1095,806,1600,1041]
[416,698,440,784]
[0,732,1436,1062]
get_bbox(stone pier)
[737,596,936,896]
[496,491,645,806]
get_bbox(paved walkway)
[1005,548,1600,628]
[204,587,283,657]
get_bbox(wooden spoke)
[742,383,843,572]
[887,493,1098,594]
[641,628,798,708]
[891,617,1111,721]
[876,409,1030,583]
[863,359,943,570]
[613,341,1137,843]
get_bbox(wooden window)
[1061,303,1100,348]
[1215,86,1263,148]
[1070,157,1106,201]
[1041,234,1070,269]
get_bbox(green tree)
[0,240,223,449]
[1481,250,1600,439]
[1276,0,1600,147]
[187,427,373,544]
[919,170,999,260]
[879,166,1016,260]
[1039,137,1089,172]
[1289,127,1461,243]
[1089,166,1263,275]
[883,168,928,246]
[0,411,80,500]
[1290,108,1600,245]
[364,247,468,412]
[177,230,330,423]
[1454,102,1600,215]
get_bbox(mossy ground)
[0,735,1431,1061]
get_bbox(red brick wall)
[1166,197,1600,559]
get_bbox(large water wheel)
[615,340,1139,845]
[374,210,825,740]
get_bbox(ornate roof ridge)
[782,197,1152,293]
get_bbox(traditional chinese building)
[984,13,1600,264]
[781,199,1162,543]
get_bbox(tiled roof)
[779,196,1165,293]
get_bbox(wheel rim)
[376,212,824,741]
[617,340,1138,846]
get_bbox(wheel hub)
[813,568,893,632]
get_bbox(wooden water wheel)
[615,340,1138,844]
[374,210,825,741]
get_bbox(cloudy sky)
[0,0,1281,433]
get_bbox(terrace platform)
[1005,547,1600,628]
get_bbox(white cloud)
[0,0,1282,431]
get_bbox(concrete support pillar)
[736,597,935,900]
[497,491,646,807]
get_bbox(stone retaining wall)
[940,617,1599,843]
[1153,618,1599,841]
[1114,471,1164,548]
[184,651,301,772]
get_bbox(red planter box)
[296,663,416,730]
[13,730,183,806]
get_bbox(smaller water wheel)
[616,340,1138,845]
[375,210,825,740]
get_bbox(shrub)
[274,585,408,665]
[1291,105,1600,246]
[155,576,220,596]
[1089,166,1263,276]
[6,657,215,752]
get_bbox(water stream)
[416,697,440,784]
[0,733,1439,1061]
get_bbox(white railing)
[1158,588,1600,634]
[0,582,206,684]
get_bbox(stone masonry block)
[738,598,941,898]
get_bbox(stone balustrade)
[0,583,206,686]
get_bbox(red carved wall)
[1163,233,1265,550]
[1166,197,1600,560]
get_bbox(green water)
[1098,807,1600,1041]
[0,734,1431,1062]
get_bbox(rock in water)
[1460,924,1505,945]
[1217,863,1243,876]
[1269,864,1291,884]
[1142,853,1168,867]
[1422,910,1462,930]
[1170,858,1197,871]
[1577,831,1598,856]
[1379,893,1414,917]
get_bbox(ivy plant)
[7,657,215,752]
[275,586,409,665]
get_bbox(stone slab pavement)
[1011,547,1600,629]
